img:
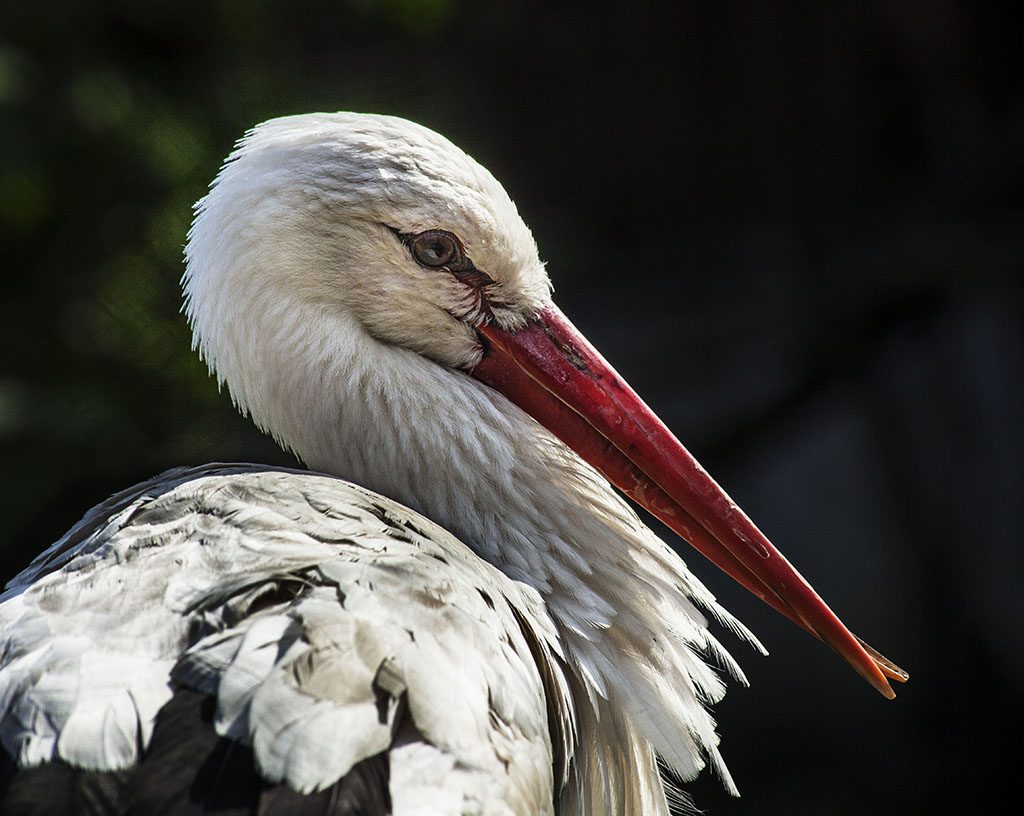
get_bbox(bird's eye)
[410,230,463,269]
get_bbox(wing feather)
[0,465,571,815]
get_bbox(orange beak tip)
[856,636,910,687]
[877,680,898,701]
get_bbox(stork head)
[185,113,551,372]
[184,112,905,699]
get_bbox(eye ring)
[409,229,464,269]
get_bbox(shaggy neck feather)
[188,268,752,795]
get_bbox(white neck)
[191,267,753,796]
[182,111,759,800]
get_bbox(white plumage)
[3,466,569,811]
[0,112,899,815]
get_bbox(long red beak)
[472,304,907,698]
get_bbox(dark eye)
[410,230,463,269]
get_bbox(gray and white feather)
[0,113,764,815]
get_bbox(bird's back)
[0,465,572,815]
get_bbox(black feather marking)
[256,752,389,816]
[0,750,128,816]
[0,686,393,815]
[362,503,414,543]
[119,688,258,815]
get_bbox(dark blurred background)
[1,1,1021,813]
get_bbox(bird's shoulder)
[0,464,572,815]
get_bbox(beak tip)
[878,682,898,701]
[854,635,910,696]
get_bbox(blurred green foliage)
[0,0,475,571]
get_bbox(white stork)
[0,113,906,815]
